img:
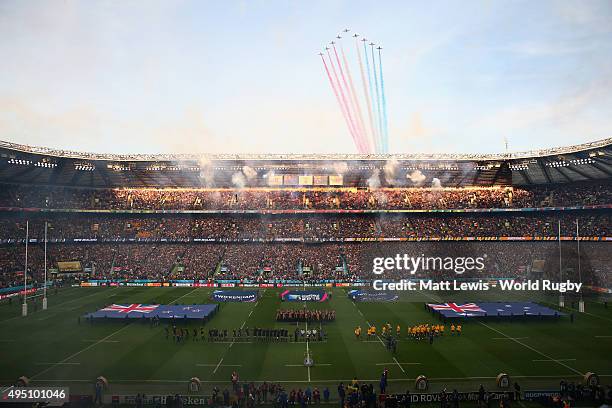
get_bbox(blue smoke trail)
[378,47,388,153]
[356,38,377,154]
[363,40,380,154]
[370,44,384,154]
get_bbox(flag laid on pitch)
[427,302,564,318]
[85,304,218,320]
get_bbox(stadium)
[0,137,610,407]
[2,1,612,407]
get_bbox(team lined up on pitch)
[164,325,328,343]
[354,323,463,340]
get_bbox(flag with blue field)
[426,302,565,318]
[84,303,219,320]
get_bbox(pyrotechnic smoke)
[367,169,381,190]
[383,159,398,178]
[332,161,349,174]
[198,156,215,187]
[232,172,247,189]
[431,178,443,189]
[407,170,426,186]
[242,165,258,180]
[264,170,276,186]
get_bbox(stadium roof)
[0,138,610,188]
[1,138,610,162]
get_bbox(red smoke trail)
[320,54,363,153]
[340,42,371,153]
[327,48,366,153]
[331,44,367,152]
[356,37,378,153]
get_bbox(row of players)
[164,325,327,342]
[275,309,336,322]
[354,323,463,339]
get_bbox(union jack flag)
[427,303,485,314]
[100,304,159,314]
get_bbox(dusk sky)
[1,0,611,155]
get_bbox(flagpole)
[43,221,48,310]
[558,219,564,308]
[22,221,29,317]
[577,219,584,313]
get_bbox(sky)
[0,0,611,155]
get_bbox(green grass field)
[1,286,611,398]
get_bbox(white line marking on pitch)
[210,297,260,375]
[393,358,406,374]
[26,374,612,384]
[168,287,201,305]
[532,359,576,362]
[305,320,311,381]
[492,337,529,340]
[198,363,242,367]
[376,362,421,366]
[1,287,119,324]
[285,364,332,367]
[212,358,224,374]
[30,287,199,380]
[355,298,406,377]
[479,322,583,376]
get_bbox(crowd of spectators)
[1,240,609,290]
[0,182,609,290]
[0,213,609,242]
[1,182,610,211]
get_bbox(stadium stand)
[0,139,610,291]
